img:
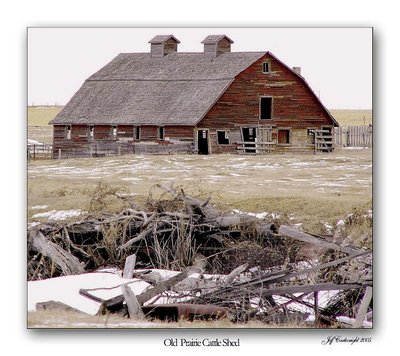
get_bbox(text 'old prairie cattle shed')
[49,34,338,158]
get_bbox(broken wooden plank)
[353,286,373,328]
[137,266,202,305]
[260,282,363,297]
[28,229,85,276]
[278,225,359,254]
[121,283,144,318]
[224,263,248,285]
[98,266,203,314]
[122,254,137,279]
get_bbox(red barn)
[50,34,338,158]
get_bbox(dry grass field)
[330,109,372,126]
[28,106,63,126]
[27,106,62,144]
[28,149,372,237]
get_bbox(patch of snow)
[31,205,49,210]
[343,147,368,150]
[314,182,350,187]
[324,222,333,233]
[32,209,86,221]
[229,173,246,177]
[232,209,280,220]
[28,139,44,145]
[28,222,40,229]
[28,272,151,315]
[207,175,224,179]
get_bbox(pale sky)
[28,27,372,109]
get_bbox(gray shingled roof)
[88,52,265,81]
[50,52,266,125]
[49,79,233,125]
[148,35,180,44]
[201,35,234,44]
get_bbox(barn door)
[197,129,209,155]
[242,127,257,153]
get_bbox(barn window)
[260,97,273,120]
[277,129,291,144]
[158,127,165,140]
[88,126,94,140]
[135,127,141,140]
[65,125,71,140]
[262,62,270,73]
[111,126,117,138]
[217,130,230,145]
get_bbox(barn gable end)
[196,52,337,154]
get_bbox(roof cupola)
[149,35,180,57]
[201,35,233,58]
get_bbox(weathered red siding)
[197,53,334,153]
[165,126,194,140]
[94,125,113,140]
[140,126,158,141]
[117,125,134,139]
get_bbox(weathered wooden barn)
[50,34,338,158]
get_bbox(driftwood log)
[28,229,84,276]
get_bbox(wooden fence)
[236,141,275,154]
[334,125,373,147]
[27,144,53,161]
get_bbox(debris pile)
[28,185,372,327]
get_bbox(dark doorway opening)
[242,127,257,153]
[197,130,209,155]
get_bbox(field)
[330,109,372,126]
[27,106,62,144]
[27,107,372,328]
[28,149,372,235]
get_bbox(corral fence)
[27,141,196,160]
[55,142,195,158]
[27,143,53,161]
[54,142,136,159]
[334,125,373,148]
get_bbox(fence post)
[58,148,61,159]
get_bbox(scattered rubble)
[27,185,372,328]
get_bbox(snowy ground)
[28,267,372,328]
[28,151,372,194]
[27,149,372,222]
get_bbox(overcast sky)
[28,27,372,109]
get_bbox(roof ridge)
[117,51,267,55]
[86,78,236,82]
